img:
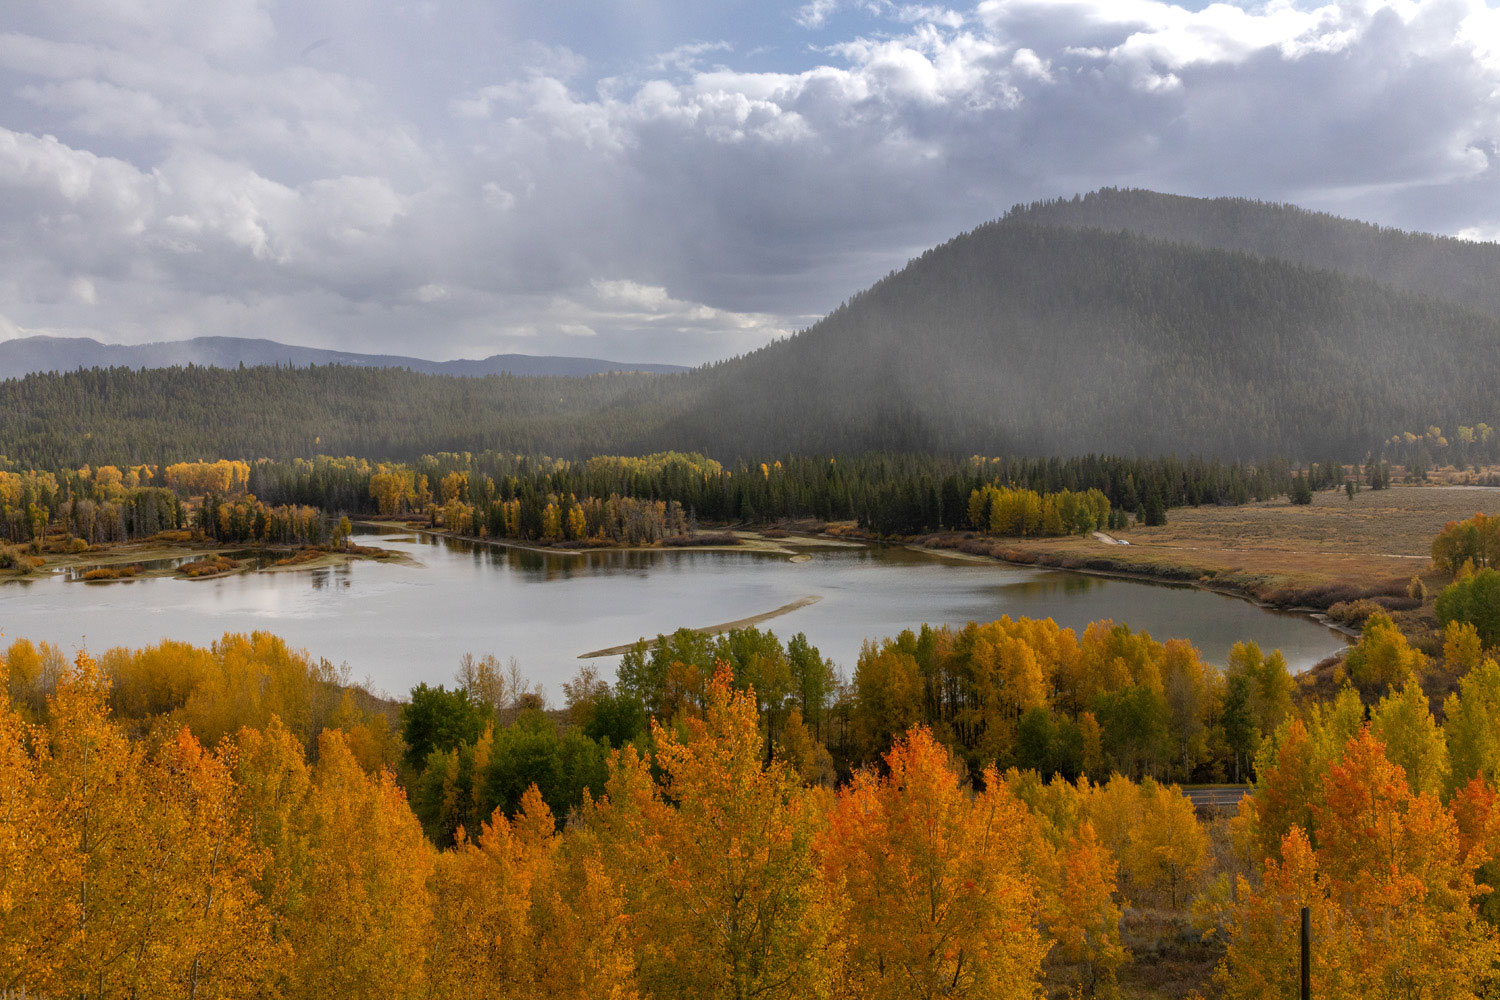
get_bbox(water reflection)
[1,526,1349,696]
[1005,574,1109,597]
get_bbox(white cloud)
[69,277,98,305]
[795,0,844,29]
[0,0,1496,365]
[1458,224,1500,242]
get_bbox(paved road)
[1182,786,1251,810]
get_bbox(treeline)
[0,363,678,468]
[254,450,1309,537]
[1382,423,1500,477]
[4,449,1368,549]
[0,460,340,546]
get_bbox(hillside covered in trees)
[1005,188,1500,320]
[3,194,1499,463]
[670,222,1500,457]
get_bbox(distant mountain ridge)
[0,335,688,380]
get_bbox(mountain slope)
[4,205,1500,465]
[648,221,1500,458]
[1003,188,1500,319]
[0,335,687,380]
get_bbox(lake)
[0,527,1348,698]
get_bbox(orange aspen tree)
[589,665,834,1000]
[1043,821,1127,997]
[430,784,638,1000]
[820,727,1048,1000]
[1222,730,1500,1000]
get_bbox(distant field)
[955,485,1500,606]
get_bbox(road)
[1182,785,1251,810]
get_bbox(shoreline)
[909,539,1359,646]
[2,538,410,585]
[577,595,824,658]
[365,521,861,558]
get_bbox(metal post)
[1300,905,1311,1000]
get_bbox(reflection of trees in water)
[307,567,353,592]
[1005,574,1106,598]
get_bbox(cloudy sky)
[1,0,1498,364]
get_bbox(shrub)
[1436,568,1500,649]
[178,555,242,578]
[80,565,142,582]
[1326,599,1384,627]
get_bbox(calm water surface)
[0,528,1347,697]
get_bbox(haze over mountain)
[0,336,687,381]
[4,192,1499,466]
[1005,189,1500,321]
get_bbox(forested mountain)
[1004,188,1500,319]
[4,204,1500,464]
[0,335,686,379]
[661,222,1500,458]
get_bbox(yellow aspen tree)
[1371,678,1450,797]
[1124,780,1210,910]
[229,717,312,938]
[287,730,433,1000]
[1445,621,1485,675]
[41,652,160,999]
[592,665,834,1000]
[1443,659,1500,796]
[152,729,283,1000]
[1239,718,1325,863]
[0,652,79,993]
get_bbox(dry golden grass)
[934,485,1500,608]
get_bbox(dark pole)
[1300,905,1311,1000]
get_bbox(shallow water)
[0,528,1347,698]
